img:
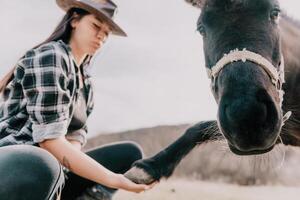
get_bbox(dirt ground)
[114,178,299,200]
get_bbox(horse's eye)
[270,9,280,22]
[197,24,206,36]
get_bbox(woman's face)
[71,14,111,55]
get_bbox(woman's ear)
[70,12,80,28]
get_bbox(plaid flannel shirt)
[0,40,94,147]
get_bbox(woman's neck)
[69,40,87,67]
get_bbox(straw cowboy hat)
[56,0,127,36]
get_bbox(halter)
[206,48,291,126]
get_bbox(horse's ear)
[185,0,205,9]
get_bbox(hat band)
[77,0,116,18]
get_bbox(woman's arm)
[68,139,82,150]
[39,136,153,193]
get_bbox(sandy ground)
[114,178,299,200]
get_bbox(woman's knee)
[89,140,144,160]
[0,145,64,200]
[104,141,144,161]
[120,141,144,161]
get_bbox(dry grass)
[114,178,299,200]
[84,125,300,199]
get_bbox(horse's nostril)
[255,103,268,125]
[224,99,268,127]
[256,89,271,103]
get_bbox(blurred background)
[1,1,300,199]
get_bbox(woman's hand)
[116,174,158,193]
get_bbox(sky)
[0,0,299,137]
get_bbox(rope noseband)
[206,48,291,126]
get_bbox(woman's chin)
[87,49,97,55]
[89,46,101,54]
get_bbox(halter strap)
[206,48,285,88]
[206,48,291,126]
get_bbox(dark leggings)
[0,141,143,200]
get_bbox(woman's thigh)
[61,141,143,199]
[0,144,64,200]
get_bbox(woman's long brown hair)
[0,7,89,93]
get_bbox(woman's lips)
[92,41,101,49]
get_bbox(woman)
[0,0,156,199]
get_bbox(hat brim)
[56,0,127,37]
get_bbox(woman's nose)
[96,31,107,41]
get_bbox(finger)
[143,183,155,191]
[148,181,158,188]
[150,181,159,187]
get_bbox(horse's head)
[186,0,290,155]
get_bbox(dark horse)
[125,0,300,184]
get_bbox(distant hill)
[85,124,300,186]
[85,124,190,157]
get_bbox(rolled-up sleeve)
[20,47,71,143]
[66,125,88,146]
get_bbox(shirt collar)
[58,40,93,78]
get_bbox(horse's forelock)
[185,0,277,10]
[207,0,244,10]
[207,0,278,11]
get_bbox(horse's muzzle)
[218,88,281,155]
